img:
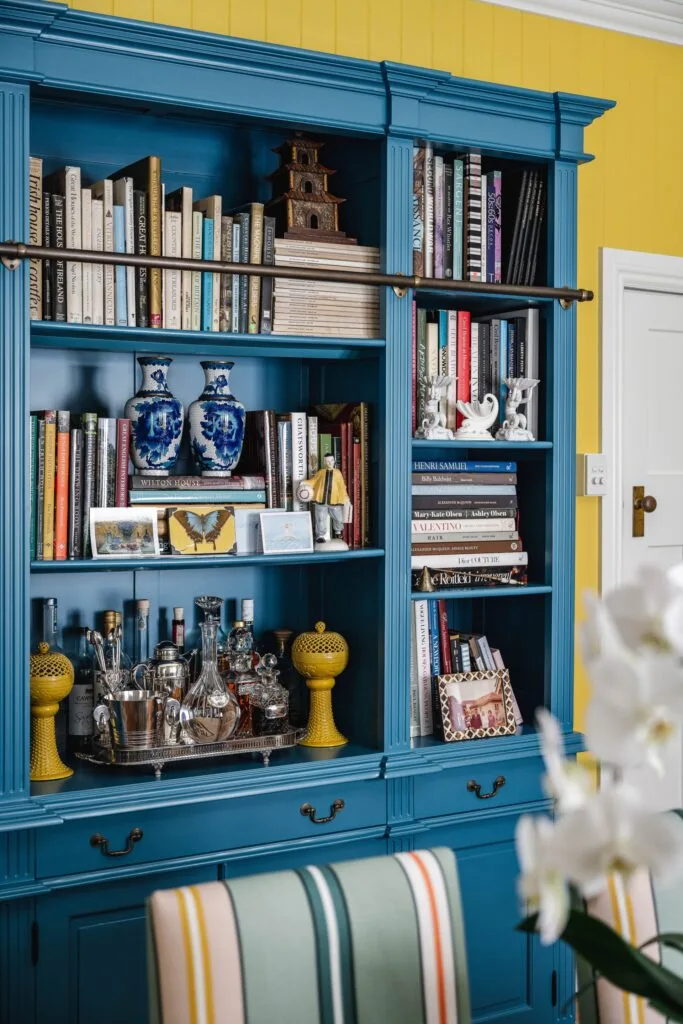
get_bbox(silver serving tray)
[76,729,306,777]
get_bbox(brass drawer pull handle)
[90,827,143,857]
[300,799,345,824]
[467,776,506,800]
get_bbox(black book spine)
[134,190,149,328]
[507,320,517,378]
[412,494,517,510]
[444,160,454,279]
[42,192,53,321]
[259,216,276,334]
[504,169,528,285]
[51,193,66,322]
[526,179,546,287]
[512,171,537,285]
[479,323,492,401]
[236,212,250,334]
[68,427,83,559]
[516,317,527,377]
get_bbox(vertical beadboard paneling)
[400,0,433,67]
[0,900,34,1024]
[114,0,153,20]
[432,0,464,76]
[368,0,400,62]
[491,6,524,86]
[230,0,266,41]
[383,135,412,754]
[462,0,494,80]
[301,0,336,53]
[191,0,229,35]
[336,0,368,58]
[0,84,29,806]
[266,0,302,49]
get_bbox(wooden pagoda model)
[267,137,356,243]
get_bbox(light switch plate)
[576,453,608,497]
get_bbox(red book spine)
[54,411,70,560]
[352,438,361,550]
[456,310,471,427]
[340,422,349,546]
[115,418,131,507]
[411,299,417,436]
[438,599,452,673]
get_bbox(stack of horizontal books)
[272,240,380,338]
[410,458,528,590]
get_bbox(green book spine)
[29,415,38,560]
[453,158,464,281]
[416,307,428,429]
[318,432,332,466]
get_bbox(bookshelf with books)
[0,6,612,1023]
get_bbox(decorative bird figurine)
[454,393,499,441]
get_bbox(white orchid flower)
[515,814,570,945]
[554,785,683,899]
[584,651,683,775]
[598,565,683,657]
[580,589,632,666]
[536,708,592,813]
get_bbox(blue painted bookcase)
[0,3,613,1021]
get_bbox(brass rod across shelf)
[0,240,593,304]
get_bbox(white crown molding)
[476,0,683,45]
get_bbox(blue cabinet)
[0,3,613,1021]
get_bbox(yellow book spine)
[42,416,57,560]
[248,203,264,334]
[148,156,162,328]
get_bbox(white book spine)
[290,412,308,512]
[65,166,82,324]
[164,212,181,330]
[96,419,109,508]
[446,310,458,430]
[411,484,516,496]
[91,199,104,326]
[81,188,92,325]
[212,203,221,332]
[181,189,193,331]
[526,309,539,439]
[424,143,434,279]
[191,211,202,332]
[414,600,433,736]
[411,551,528,570]
[480,174,488,284]
[410,612,420,739]
[478,635,496,671]
[470,321,480,401]
[161,182,166,328]
[307,415,319,476]
[411,516,517,534]
[412,530,518,544]
[113,177,136,327]
[426,321,439,377]
[93,180,115,326]
[231,221,241,333]
[434,155,444,279]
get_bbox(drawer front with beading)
[413,755,545,820]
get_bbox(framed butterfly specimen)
[167,504,237,556]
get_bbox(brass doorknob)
[636,494,657,513]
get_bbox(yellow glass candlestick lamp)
[30,642,74,781]
[292,621,348,748]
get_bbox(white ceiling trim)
[476,0,683,45]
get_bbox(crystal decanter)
[180,618,240,744]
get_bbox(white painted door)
[619,287,683,809]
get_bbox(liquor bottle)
[228,619,252,656]
[68,627,94,753]
[172,607,185,653]
[273,628,306,728]
[135,598,150,664]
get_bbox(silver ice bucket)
[93,690,180,750]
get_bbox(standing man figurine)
[297,452,352,549]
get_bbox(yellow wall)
[58,0,683,725]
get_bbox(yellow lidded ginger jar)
[292,622,348,748]
[30,641,74,781]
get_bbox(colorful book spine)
[290,412,307,513]
[230,219,241,334]
[51,193,66,322]
[129,474,266,490]
[411,518,517,534]
[452,158,464,281]
[219,215,233,333]
[413,494,516,510]
[412,144,425,277]
[130,489,268,505]
[166,186,193,330]
[28,156,42,321]
[81,413,97,557]
[428,600,441,676]
[434,155,444,279]
[462,151,482,283]
[191,210,203,332]
[352,438,361,550]
[277,417,292,511]
[410,610,420,738]
[499,320,508,424]
[411,551,528,570]
[456,310,471,427]
[414,567,528,591]
[68,426,83,560]
[64,166,82,324]
[54,411,71,560]
[113,205,127,327]
[444,160,454,280]
[164,210,182,330]
[106,419,117,507]
[29,415,38,561]
[113,177,136,326]
[81,188,92,325]
[438,599,452,674]
[414,600,433,736]
[424,143,434,279]
[307,416,319,477]
[201,218,214,331]
[260,216,276,335]
[446,310,458,431]
[35,418,45,560]
[115,419,131,507]
[412,507,514,521]
[412,484,516,496]
[92,179,115,326]
[247,203,264,334]
[415,308,427,431]
[412,460,516,472]
[413,472,517,485]
[134,189,149,329]
[96,417,111,508]
[42,192,52,320]
[491,170,502,283]
[42,411,57,560]
[236,211,250,334]
[91,197,104,326]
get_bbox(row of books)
[28,156,275,334]
[241,402,371,548]
[412,146,546,286]
[410,604,524,738]
[412,306,539,437]
[410,459,529,591]
[30,411,130,561]
[273,240,380,339]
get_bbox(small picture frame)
[89,507,160,559]
[260,510,314,555]
[436,669,516,742]
[167,504,237,556]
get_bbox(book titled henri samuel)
[129,474,266,490]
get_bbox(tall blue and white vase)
[124,356,184,477]
[188,361,245,477]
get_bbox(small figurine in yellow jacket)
[297,453,352,546]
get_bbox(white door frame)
[600,248,683,593]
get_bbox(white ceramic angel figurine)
[414,375,455,440]
[496,378,539,441]
[454,393,499,441]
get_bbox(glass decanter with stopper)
[180,605,240,744]
[186,596,229,685]
[251,653,289,737]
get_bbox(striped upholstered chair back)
[147,847,471,1024]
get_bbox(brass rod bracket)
[559,298,572,310]
[392,273,410,299]
[1,242,21,272]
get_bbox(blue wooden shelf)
[410,584,551,600]
[31,321,385,360]
[412,438,553,450]
[31,549,385,573]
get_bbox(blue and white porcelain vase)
[188,360,245,477]
[124,356,184,477]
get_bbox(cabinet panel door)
[35,865,217,1024]
[417,815,555,1024]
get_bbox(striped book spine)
[452,158,464,281]
[492,170,502,283]
[462,151,482,282]
[54,411,70,560]
[42,411,57,560]
[29,415,38,561]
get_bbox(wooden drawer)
[413,755,545,820]
[36,776,386,879]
